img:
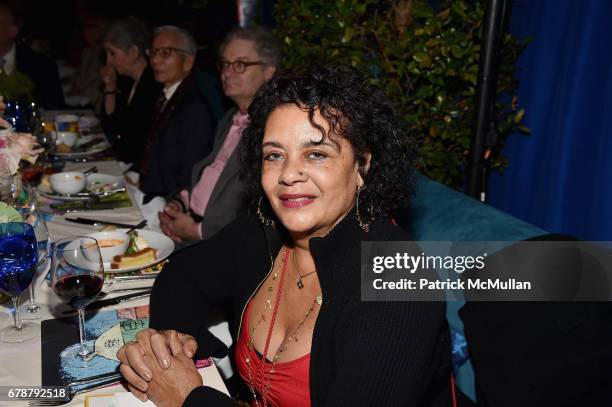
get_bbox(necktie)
[140,93,169,175]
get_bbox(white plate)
[65,229,174,273]
[39,173,125,201]
[79,116,100,129]
[52,135,111,158]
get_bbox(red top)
[235,300,312,407]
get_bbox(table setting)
[0,109,228,406]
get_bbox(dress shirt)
[179,111,249,239]
[0,44,16,75]
[161,80,182,110]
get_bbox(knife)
[65,217,146,229]
[62,290,152,315]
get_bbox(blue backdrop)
[487,0,612,240]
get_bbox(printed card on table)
[41,305,150,386]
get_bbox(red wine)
[54,275,103,308]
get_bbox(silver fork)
[27,372,122,407]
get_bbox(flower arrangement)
[0,130,43,177]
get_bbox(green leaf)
[412,3,434,19]
[451,2,467,18]
[518,125,531,133]
[513,108,525,124]
[450,44,464,58]
[413,52,431,65]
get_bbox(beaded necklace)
[244,246,322,407]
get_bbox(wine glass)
[51,237,104,367]
[20,207,50,315]
[0,174,17,205]
[0,222,39,343]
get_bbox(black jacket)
[141,73,214,198]
[15,44,64,109]
[102,65,162,168]
[151,211,452,406]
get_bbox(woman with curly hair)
[117,65,452,406]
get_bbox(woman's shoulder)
[367,217,412,241]
[203,213,268,251]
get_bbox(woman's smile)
[279,194,316,208]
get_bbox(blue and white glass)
[0,222,39,342]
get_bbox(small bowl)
[56,131,78,147]
[49,171,86,195]
[55,114,80,132]
[85,231,130,263]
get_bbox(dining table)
[0,111,229,406]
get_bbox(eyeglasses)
[146,47,189,59]
[217,59,263,73]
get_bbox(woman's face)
[261,104,364,238]
[104,42,137,75]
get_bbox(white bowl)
[56,131,78,147]
[49,172,86,194]
[85,231,130,263]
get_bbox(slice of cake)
[111,247,157,269]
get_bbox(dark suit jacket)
[102,66,162,168]
[460,235,612,406]
[141,73,215,198]
[15,44,64,109]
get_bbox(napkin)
[84,364,227,406]
[126,181,165,233]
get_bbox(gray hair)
[153,25,197,55]
[219,25,280,68]
[104,17,150,57]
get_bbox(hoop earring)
[355,187,370,232]
[257,196,275,227]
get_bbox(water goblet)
[51,237,104,367]
[0,222,39,343]
[19,207,50,315]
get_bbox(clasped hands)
[117,328,202,407]
[158,199,201,243]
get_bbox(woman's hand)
[117,329,199,402]
[145,351,203,407]
[100,64,117,92]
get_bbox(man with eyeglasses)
[159,26,279,244]
[140,25,215,199]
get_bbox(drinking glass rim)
[0,221,34,236]
[52,236,99,252]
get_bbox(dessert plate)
[51,135,111,158]
[65,229,174,273]
[39,173,125,201]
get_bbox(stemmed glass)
[0,222,39,343]
[0,173,17,205]
[20,207,50,315]
[51,237,104,367]
[18,185,50,315]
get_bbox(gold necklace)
[245,247,322,406]
[292,249,317,289]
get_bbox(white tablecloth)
[0,160,228,406]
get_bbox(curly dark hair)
[240,65,417,223]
